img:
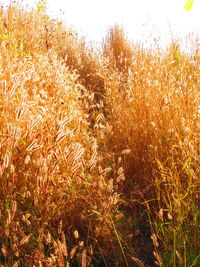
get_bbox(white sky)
[3,0,200,50]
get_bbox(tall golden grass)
[102,27,200,266]
[0,2,199,266]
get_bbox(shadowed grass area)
[0,2,199,266]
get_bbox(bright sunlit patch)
[184,0,194,11]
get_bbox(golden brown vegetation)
[103,33,200,266]
[0,2,199,266]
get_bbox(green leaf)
[184,0,194,11]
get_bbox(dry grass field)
[0,2,199,266]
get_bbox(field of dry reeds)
[0,2,199,266]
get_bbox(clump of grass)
[0,0,75,56]
[0,4,132,266]
[103,26,200,266]
[103,25,133,72]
